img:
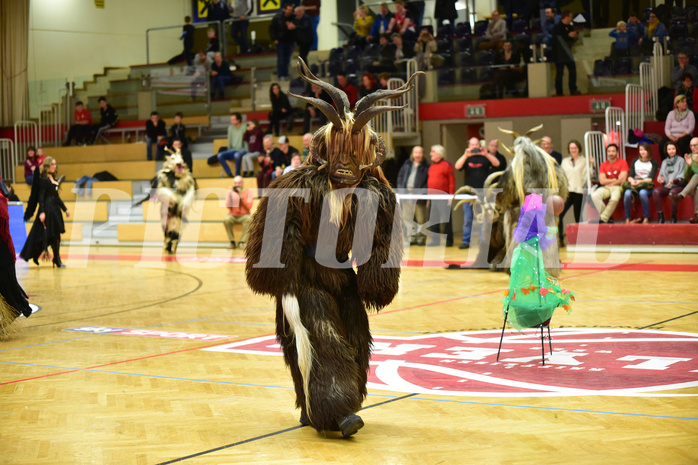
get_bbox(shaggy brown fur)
[245,59,415,436]
[156,150,195,254]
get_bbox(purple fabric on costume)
[512,194,556,250]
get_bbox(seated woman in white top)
[623,142,658,224]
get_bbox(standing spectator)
[671,52,698,90]
[88,96,118,144]
[336,73,358,108]
[653,142,686,223]
[62,101,93,146]
[559,140,588,243]
[217,113,248,178]
[674,137,698,223]
[270,135,299,180]
[609,21,632,58]
[434,0,458,30]
[294,6,313,66]
[454,137,500,249]
[590,143,628,224]
[23,146,41,186]
[625,13,644,49]
[268,83,295,136]
[229,0,252,54]
[493,40,524,98]
[224,176,254,249]
[622,142,657,224]
[205,27,220,60]
[303,83,331,133]
[389,0,416,41]
[302,0,321,51]
[269,4,296,81]
[661,94,695,158]
[168,112,187,147]
[479,10,507,51]
[426,144,455,247]
[638,10,668,55]
[537,7,559,46]
[352,5,374,47]
[487,139,507,173]
[367,3,393,43]
[168,16,195,65]
[541,136,563,165]
[171,138,193,173]
[674,74,698,117]
[241,119,265,177]
[397,146,430,246]
[358,72,379,98]
[210,52,233,100]
[622,0,640,23]
[256,134,276,192]
[145,111,167,161]
[414,28,439,71]
[204,0,230,23]
[552,10,580,96]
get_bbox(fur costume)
[155,149,196,254]
[0,194,31,338]
[455,125,568,276]
[245,59,420,437]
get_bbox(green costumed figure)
[501,193,573,330]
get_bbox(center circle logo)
[203,328,698,397]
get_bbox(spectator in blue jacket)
[367,3,393,43]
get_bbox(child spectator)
[205,28,220,60]
[609,21,632,58]
[169,112,187,147]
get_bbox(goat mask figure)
[156,148,195,254]
[245,59,422,437]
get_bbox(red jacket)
[427,158,455,194]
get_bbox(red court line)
[0,339,237,386]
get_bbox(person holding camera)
[454,137,501,249]
[224,175,254,250]
[414,28,440,71]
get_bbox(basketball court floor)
[1,244,697,464]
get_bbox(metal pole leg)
[497,308,509,362]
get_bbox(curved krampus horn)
[498,127,521,139]
[352,71,425,133]
[358,133,387,170]
[289,58,349,122]
[498,140,514,157]
[524,124,544,137]
[452,185,478,211]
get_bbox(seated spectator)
[671,52,698,90]
[145,111,167,161]
[72,170,117,197]
[653,141,686,223]
[168,112,187,147]
[301,132,312,161]
[359,72,379,98]
[609,21,632,58]
[190,50,212,100]
[368,34,397,74]
[352,4,374,47]
[89,96,118,144]
[216,112,247,178]
[414,28,440,70]
[270,135,299,180]
[590,143,628,224]
[388,0,416,41]
[268,82,295,136]
[493,40,524,98]
[626,13,644,49]
[210,52,234,100]
[282,153,302,175]
[638,10,668,55]
[23,146,41,185]
[223,176,254,250]
[336,73,358,108]
[2,180,19,202]
[378,72,391,89]
[622,143,658,224]
[674,138,698,223]
[241,119,265,177]
[62,101,92,146]
[559,140,588,244]
[674,74,698,117]
[303,83,332,133]
[391,33,416,73]
[537,7,559,46]
[660,94,695,159]
[478,10,507,51]
[367,2,392,43]
[256,134,276,192]
[171,138,192,173]
[205,27,220,60]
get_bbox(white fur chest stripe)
[282,293,314,418]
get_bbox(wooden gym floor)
[1,245,697,464]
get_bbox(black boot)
[51,240,65,268]
[671,212,678,224]
[658,212,665,224]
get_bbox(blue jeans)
[211,74,232,99]
[230,19,249,53]
[218,149,246,177]
[310,16,320,51]
[74,175,98,196]
[146,138,165,161]
[623,188,650,219]
[276,41,295,78]
[461,202,474,245]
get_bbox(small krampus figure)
[246,59,421,437]
[156,148,195,254]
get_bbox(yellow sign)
[260,0,280,12]
[94,0,105,8]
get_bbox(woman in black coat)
[268,82,295,136]
[20,157,70,268]
[397,146,430,245]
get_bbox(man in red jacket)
[426,144,455,246]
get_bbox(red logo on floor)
[203,329,698,397]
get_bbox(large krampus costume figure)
[155,148,195,254]
[456,125,568,276]
[246,60,420,437]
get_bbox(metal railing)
[605,106,626,159]
[625,83,645,137]
[639,61,656,117]
[0,139,16,183]
[583,131,605,193]
[372,59,420,141]
[146,21,224,64]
